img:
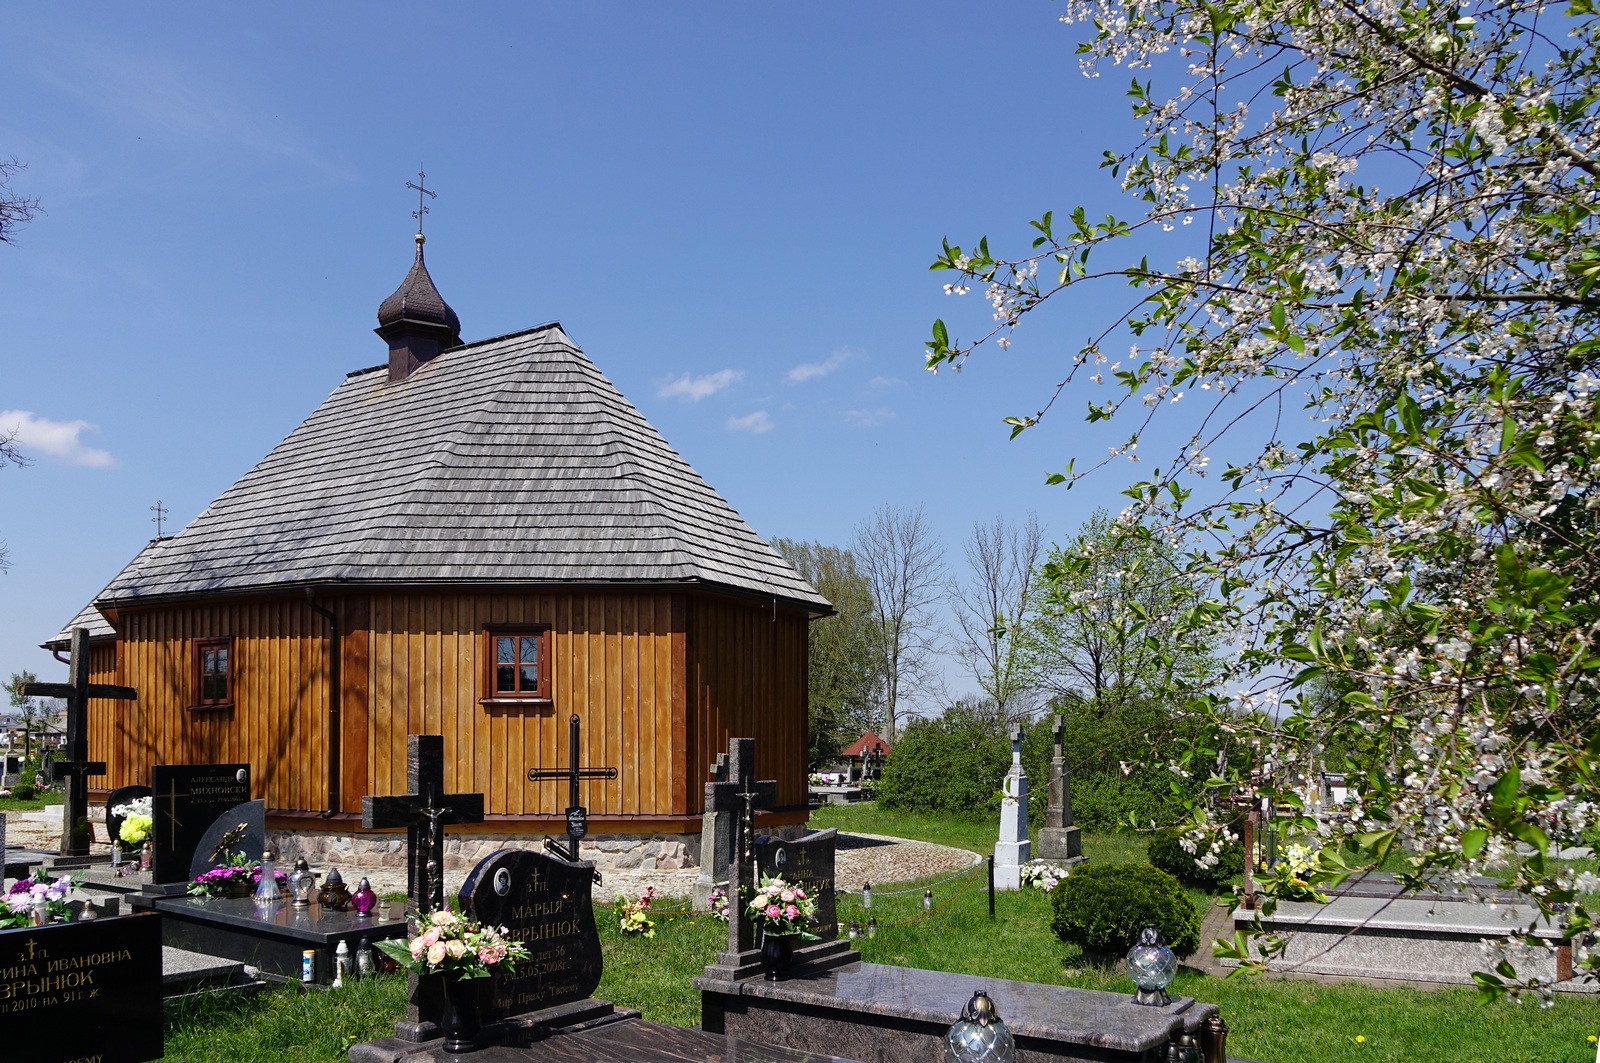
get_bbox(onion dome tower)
[376,170,461,382]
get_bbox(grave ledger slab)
[699,960,1220,1063]
[0,911,164,1063]
[145,894,407,984]
[150,763,251,885]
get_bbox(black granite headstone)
[151,763,251,884]
[105,784,152,849]
[188,798,267,879]
[0,912,164,1062]
[755,828,838,942]
[459,848,602,1022]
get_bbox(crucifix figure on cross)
[25,627,137,858]
[361,735,485,916]
[526,713,616,884]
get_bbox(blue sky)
[1,2,1172,707]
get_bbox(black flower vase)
[760,931,793,981]
[439,975,481,1053]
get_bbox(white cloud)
[0,410,114,467]
[658,369,743,401]
[843,408,896,428]
[865,376,904,391]
[787,348,852,383]
[726,411,774,434]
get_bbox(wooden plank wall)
[84,640,122,780]
[684,596,810,811]
[365,590,678,818]
[94,600,330,812]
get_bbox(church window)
[482,627,551,703]
[194,638,233,708]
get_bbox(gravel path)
[6,808,982,907]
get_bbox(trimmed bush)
[9,783,37,801]
[876,704,1008,820]
[1067,772,1171,833]
[1146,827,1243,890]
[1049,863,1201,958]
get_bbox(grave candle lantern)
[253,851,281,906]
[861,881,872,909]
[351,876,378,916]
[1126,926,1178,1007]
[320,867,352,911]
[289,858,316,907]
[944,989,1015,1063]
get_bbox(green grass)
[161,976,407,1063]
[0,791,64,812]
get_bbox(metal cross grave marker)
[526,713,616,882]
[24,627,137,857]
[361,734,484,916]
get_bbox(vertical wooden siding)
[684,597,810,811]
[92,587,809,821]
[365,590,680,818]
[95,600,331,813]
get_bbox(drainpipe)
[307,592,341,818]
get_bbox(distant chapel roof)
[81,323,829,613]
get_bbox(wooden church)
[48,227,829,867]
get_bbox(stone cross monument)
[994,727,1031,889]
[1036,714,1084,865]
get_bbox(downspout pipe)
[307,592,341,818]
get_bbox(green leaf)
[1461,828,1488,858]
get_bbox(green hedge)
[876,706,1008,820]
[1049,863,1201,957]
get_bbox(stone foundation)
[265,829,702,874]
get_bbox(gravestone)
[693,752,733,906]
[188,799,266,879]
[1,753,21,788]
[1036,714,1083,865]
[0,910,164,1063]
[460,848,603,1020]
[23,626,138,859]
[994,727,1030,890]
[361,734,485,916]
[755,828,838,942]
[150,763,251,884]
[105,783,152,850]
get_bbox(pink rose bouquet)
[745,875,818,938]
[374,908,530,979]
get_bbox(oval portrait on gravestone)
[775,848,788,870]
[236,768,248,784]
[494,868,511,896]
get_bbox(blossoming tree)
[923,0,1600,998]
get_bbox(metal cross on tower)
[149,500,168,538]
[406,167,436,235]
[526,713,616,882]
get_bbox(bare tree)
[948,512,1043,725]
[0,159,41,245]
[852,504,945,739]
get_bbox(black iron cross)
[25,627,137,857]
[406,167,435,235]
[361,735,484,916]
[712,737,777,957]
[526,714,616,881]
[1052,713,1064,760]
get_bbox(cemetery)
[8,2,1600,1057]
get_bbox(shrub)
[9,784,36,801]
[876,703,1008,820]
[1049,863,1201,958]
[1068,772,1171,833]
[1146,827,1243,890]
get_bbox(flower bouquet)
[618,886,656,937]
[1265,843,1328,904]
[189,852,289,898]
[373,909,530,979]
[707,886,730,922]
[1019,862,1071,892]
[745,875,819,939]
[111,795,153,850]
[1,870,80,927]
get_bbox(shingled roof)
[92,323,829,613]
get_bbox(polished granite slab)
[377,1018,863,1063]
[149,895,407,983]
[698,960,1216,1062]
